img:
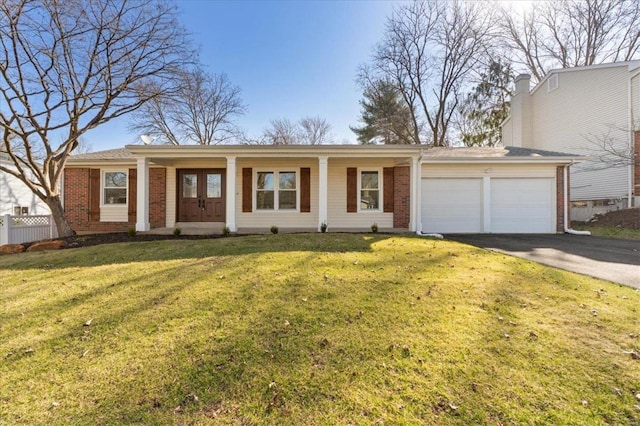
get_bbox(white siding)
[327,158,394,230]
[0,157,51,216]
[236,158,319,230]
[526,66,633,201]
[421,163,557,178]
[100,205,127,222]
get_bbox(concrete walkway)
[447,234,640,289]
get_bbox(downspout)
[564,163,590,235]
[628,68,640,208]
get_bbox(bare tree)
[501,0,640,82]
[298,116,332,145]
[263,118,300,145]
[581,124,637,171]
[0,0,193,236]
[370,1,495,146]
[130,70,246,145]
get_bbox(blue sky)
[85,0,397,151]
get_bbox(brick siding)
[393,166,411,228]
[556,166,568,233]
[149,168,166,228]
[64,167,166,232]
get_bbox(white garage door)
[490,178,554,233]
[421,177,556,234]
[421,178,482,233]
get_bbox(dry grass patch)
[1,234,639,425]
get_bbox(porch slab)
[144,222,226,236]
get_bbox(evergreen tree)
[459,60,513,147]
[350,80,416,145]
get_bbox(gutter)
[564,164,590,235]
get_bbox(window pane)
[361,171,378,189]
[182,174,197,198]
[279,172,296,190]
[105,188,127,204]
[257,172,274,190]
[256,190,274,209]
[361,189,379,210]
[206,173,221,198]
[279,190,296,209]
[105,172,127,188]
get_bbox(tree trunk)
[45,195,76,237]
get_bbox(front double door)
[178,169,225,222]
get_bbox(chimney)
[507,74,533,148]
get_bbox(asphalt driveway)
[446,234,640,289]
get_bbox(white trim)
[226,157,237,232]
[135,157,150,232]
[253,168,300,212]
[357,168,383,213]
[100,169,128,207]
[318,157,328,231]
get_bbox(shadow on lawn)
[0,233,400,270]
[1,243,454,423]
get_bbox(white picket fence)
[0,214,58,245]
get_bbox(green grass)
[1,234,639,425]
[572,224,640,240]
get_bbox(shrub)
[127,227,137,237]
[371,223,378,233]
[173,227,182,237]
[222,226,231,237]
[320,222,328,233]
[270,225,279,234]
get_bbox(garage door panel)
[421,178,482,233]
[491,179,554,233]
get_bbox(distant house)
[63,144,581,234]
[501,60,640,221]
[0,152,51,216]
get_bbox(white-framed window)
[359,169,381,211]
[255,170,298,211]
[102,171,127,205]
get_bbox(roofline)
[531,60,640,95]
[420,156,584,164]
[122,144,422,159]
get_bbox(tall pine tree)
[459,60,513,147]
[350,80,415,144]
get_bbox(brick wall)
[64,168,91,227]
[634,130,639,198]
[556,166,568,233]
[393,166,411,228]
[64,167,166,233]
[149,168,166,229]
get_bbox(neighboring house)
[63,145,580,234]
[501,60,640,221]
[0,152,51,216]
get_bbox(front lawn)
[1,234,638,425]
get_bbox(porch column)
[318,156,328,231]
[411,156,420,233]
[135,157,150,232]
[226,156,237,232]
